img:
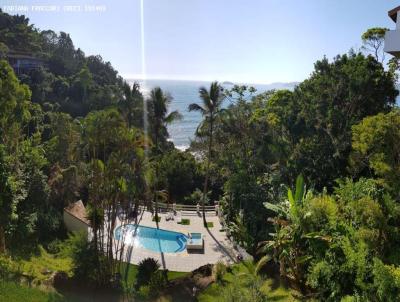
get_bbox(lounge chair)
[186,233,204,251]
[166,211,174,221]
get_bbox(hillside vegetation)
[1,9,400,301]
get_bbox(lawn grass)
[179,218,190,225]
[4,239,191,302]
[167,270,189,280]
[0,280,63,302]
[16,246,73,282]
[152,216,161,222]
[205,222,214,228]
[120,262,189,288]
[197,262,297,302]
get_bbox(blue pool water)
[114,224,187,253]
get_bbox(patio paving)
[117,210,239,272]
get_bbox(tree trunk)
[154,128,160,225]
[0,225,6,253]
[203,116,213,226]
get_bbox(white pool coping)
[115,210,239,272]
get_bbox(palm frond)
[188,103,206,114]
[264,202,283,214]
[294,175,305,204]
[199,86,211,109]
[255,255,272,274]
[165,110,183,124]
[295,255,312,264]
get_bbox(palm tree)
[148,87,182,220]
[119,82,143,128]
[188,81,225,225]
[148,87,182,154]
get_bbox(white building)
[384,6,400,58]
[63,200,90,234]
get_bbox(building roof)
[64,200,90,225]
[7,51,44,61]
[389,6,400,23]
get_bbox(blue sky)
[2,0,400,83]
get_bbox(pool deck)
[117,210,240,272]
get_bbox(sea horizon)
[126,78,298,150]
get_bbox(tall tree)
[0,60,31,252]
[285,53,396,189]
[147,87,182,219]
[0,145,12,253]
[361,27,389,62]
[148,87,182,154]
[119,82,143,129]
[0,60,31,146]
[189,81,225,225]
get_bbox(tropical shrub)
[67,232,109,287]
[373,258,400,302]
[0,255,14,279]
[148,270,167,298]
[136,257,160,288]
[262,176,400,300]
[351,110,400,198]
[213,261,227,284]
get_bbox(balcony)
[384,30,400,57]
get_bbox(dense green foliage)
[2,9,400,301]
[261,177,400,300]
[198,52,398,253]
[159,150,203,203]
[0,10,193,294]
[199,261,295,302]
[189,44,400,300]
[351,110,400,196]
[135,257,161,288]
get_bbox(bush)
[213,261,227,284]
[0,255,14,280]
[46,239,63,254]
[148,270,167,298]
[136,285,151,300]
[373,258,400,302]
[136,258,160,288]
[67,232,109,287]
[304,195,338,230]
[159,150,203,203]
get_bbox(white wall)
[385,11,400,57]
[63,210,89,234]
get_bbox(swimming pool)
[114,224,187,253]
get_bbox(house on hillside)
[7,51,46,74]
[63,200,90,234]
[385,6,400,58]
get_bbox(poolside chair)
[186,233,204,251]
[166,211,174,221]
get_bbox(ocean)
[127,79,298,150]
